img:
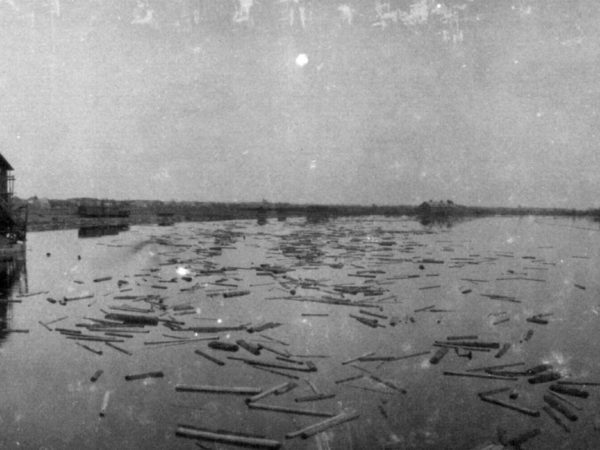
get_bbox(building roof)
[0,153,13,171]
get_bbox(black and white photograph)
[1,1,599,449]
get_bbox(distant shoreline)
[20,198,599,232]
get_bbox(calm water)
[2,216,600,449]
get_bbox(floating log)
[194,349,225,366]
[437,341,500,349]
[17,290,49,298]
[144,337,218,346]
[176,425,281,449]
[444,371,517,381]
[285,409,360,439]
[358,309,387,319]
[247,322,282,333]
[67,335,124,343]
[433,343,490,352]
[236,340,262,355]
[525,364,553,375]
[105,342,132,355]
[477,387,512,397]
[208,341,239,352]
[495,343,510,359]
[429,347,449,365]
[105,332,133,338]
[178,325,246,333]
[93,276,112,283]
[548,391,583,411]
[104,313,159,326]
[259,344,290,358]
[349,365,406,393]
[247,402,335,418]
[526,316,548,325]
[250,365,300,380]
[467,362,525,373]
[414,305,435,313]
[447,335,478,341]
[543,405,571,433]
[342,351,375,365]
[39,321,52,331]
[358,351,428,362]
[507,428,541,447]
[478,395,539,417]
[528,371,561,384]
[492,317,510,325]
[294,393,335,403]
[270,383,296,396]
[246,382,294,404]
[91,370,104,382]
[75,342,103,355]
[229,356,317,373]
[175,385,261,395]
[64,294,94,302]
[349,314,379,328]
[125,371,164,381]
[259,334,289,346]
[223,290,251,298]
[543,395,578,421]
[557,380,600,386]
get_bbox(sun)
[295,53,308,67]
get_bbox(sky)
[1,0,599,208]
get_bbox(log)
[104,313,159,326]
[176,425,281,449]
[91,370,103,382]
[285,409,360,439]
[478,395,539,417]
[543,395,578,421]
[247,402,334,417]
[208,341,239,352]
[528,371,561,384]
[105,342,132,355]
[223,290,251,298]
[294,393,335,403]
[495,343,510,359]
[543,406,571,433]
[125,371,164,381]
[429,347,449,365]
[237,340,262,355]
[246,382,293,404]
[175,385,261,395]
[194,349,225,366]
[444,371,517,381]
[75,342,103,355]
[507,428,541,447]
[549,384,589,398]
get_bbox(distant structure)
[256,206,268,225]
[0,153,27,245]
[77,199,130,218]
[416,200,470,225]
[157,211,176,226]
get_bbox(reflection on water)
[78,224,130,238]
[0,249,27,344]
[418,214,474,228]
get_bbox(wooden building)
[0,153,26,245]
